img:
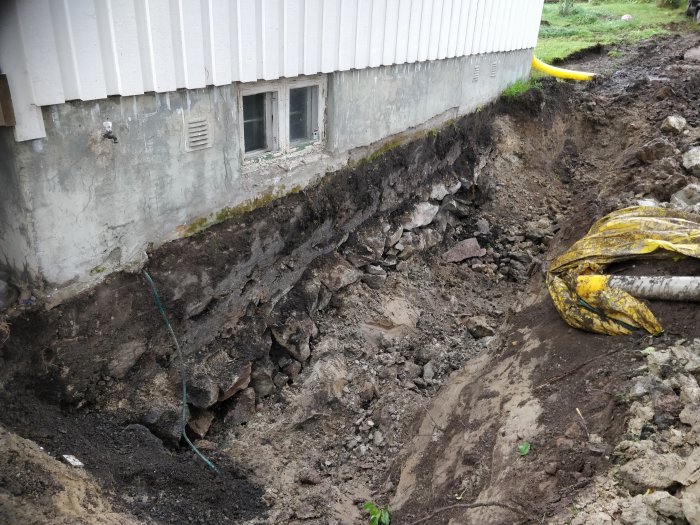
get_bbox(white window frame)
[238,75,326,164]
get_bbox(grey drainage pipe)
[608,276,700,301]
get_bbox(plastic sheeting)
[547,206,700,335]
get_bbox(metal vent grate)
[490,62,497,78]
[472,65,480,83]
[186,117,211,152]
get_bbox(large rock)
[401,202,440,230]
[676,448,700,486]
[224,387,256,425]
[186,374,219,409]
[304,355,348,403]
[397,231,426,259]
[466,316,495,339]
[618,451,684,491]
[218,361,252,401]
[680,404,700,433]
[107,340,147,379]
[310,253,363,292]
[643,490,684,519]
[618,495,659,525]
[270,311,317,363]
[342,220,388,267]
[682,482,700,525]
[636,138,675,163]
[683,148,700,176]
[187,410,215,438]
[442,238,486,263]
[660,115,687,134]
[142,405,183,444]
[250,359,277,397]
[671,183,700,210]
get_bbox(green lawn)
[536,1,698,64]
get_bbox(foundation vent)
[472,65,480,83]
[185,117,212,152]
[490,62,497,78]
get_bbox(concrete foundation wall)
[327,49,534,153]
[0,48,532,297]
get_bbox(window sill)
[242,140,324,166]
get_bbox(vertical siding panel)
[207,0,233,85]
[354,0,372,69]
[437,0,452,59]
[468,0,483,56]
[455,0,470,57]
[237,0,258,81]
[486,0,500,53]
[427,0,443,61]
[461,0,476,56]
[262,0,282,80]
[394,0,411,64]
[180,0,206,89]
[229,0,242,82]
[97,0,144,95]
[17,0,65,105]
[338,0,358,71]
[416,0,431,62]
[321,0,341,72]
[406,0,422,63]
[61,0,108,100]
[382,0,399,65]
[303,0,322,75]
[501,0,515,51]
[479,0,494,54]
[94,1,120,95]
[446,0,461,58]
[284,0,304,78]
[0,0,46,139]
[139,0,177,92]
[368,0,385,67]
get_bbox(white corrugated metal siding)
[0,0,544,141]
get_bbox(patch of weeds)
[363,501,390,525]
[607,49,623,58]
[501,78,541,101]
[517,442,531,456]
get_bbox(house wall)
[0,0,544,141]
[0,47,533,299]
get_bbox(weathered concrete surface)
[326,49,534,153]
[0,49,532,297]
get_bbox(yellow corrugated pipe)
[532,55,595,81]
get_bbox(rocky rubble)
[556,340,700,525]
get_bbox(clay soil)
[2,33,700,525]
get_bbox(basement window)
[242,91,278,155]
[239,76,325,162]
[289,86,319,144]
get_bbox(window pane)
[243,93,267,152]
[289,86,316,143]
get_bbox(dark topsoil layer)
[3,32,700,525]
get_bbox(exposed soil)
[2,32,700,525]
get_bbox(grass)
[501,78,541,100]
[536,1,698,64]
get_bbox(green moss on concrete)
[180,185,304,238]
[89,265,107,276]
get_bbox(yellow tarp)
[547,206,700,336]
